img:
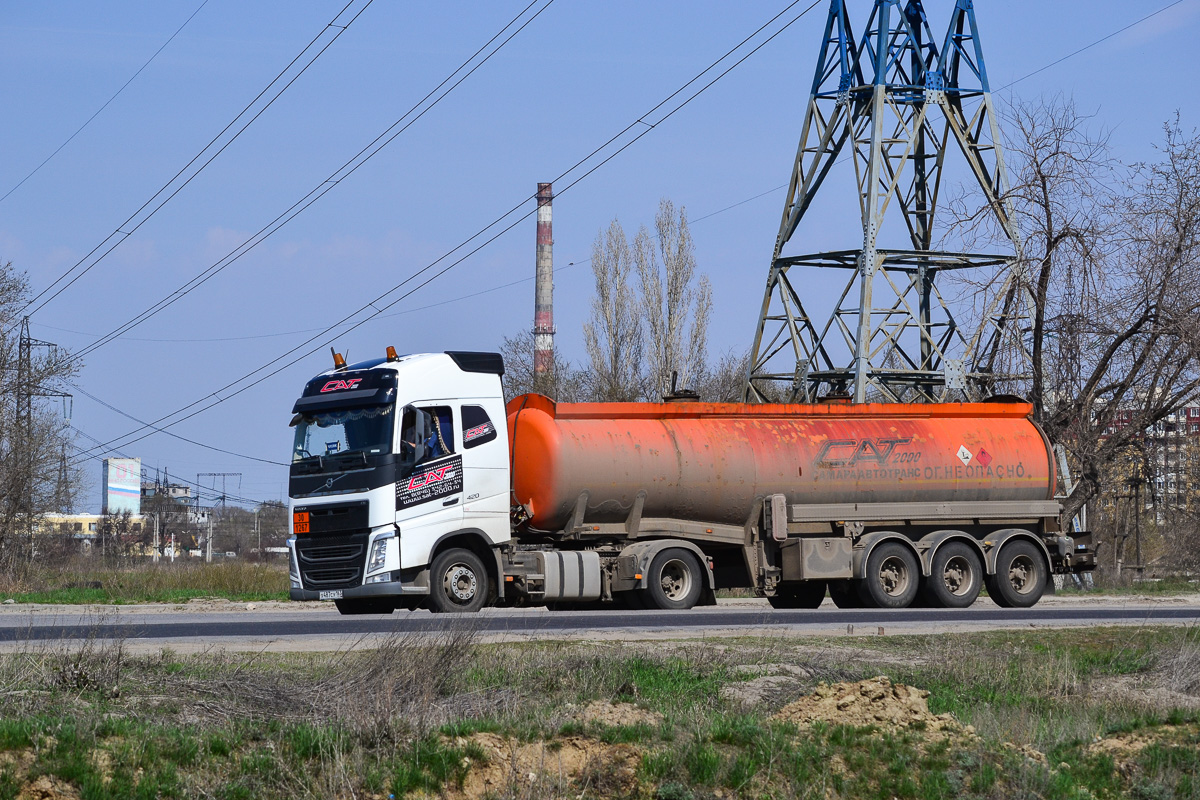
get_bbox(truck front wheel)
[642,549,704,610]
[986,540,1046,608]
[429,548,489,613]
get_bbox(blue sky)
[2,0,1198,509]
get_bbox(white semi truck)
[286,350,1093,614]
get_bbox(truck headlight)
[287,536,300,588]
[367,535,393,573]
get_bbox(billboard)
[102,458,141,515]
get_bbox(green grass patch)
[1,561,288,604]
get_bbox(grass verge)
[0,625,1197,798]
[0,560,289,604]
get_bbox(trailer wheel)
[768,581,826,609]
[828,580,865,609]
[334,599,394,615]
[859,542,919,609]
[429,547,489,613]
[642,549,703,610]
[986,539,1046,608]
[922,542,983,609]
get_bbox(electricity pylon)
[744,0,1031,404]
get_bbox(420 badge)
[397,454,463,509]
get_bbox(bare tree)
[954,99,1200,524]
[0,261,81,560]
[697,349,751,403]
[497,331,582,402]
[584,220,644,401]
[635,199,712,399]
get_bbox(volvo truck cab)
[287,351,510,614]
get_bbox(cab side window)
[423,405,455,458]
[461,405,498,448]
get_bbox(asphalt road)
[1,598,1197,650]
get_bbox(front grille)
[296,532,368,589]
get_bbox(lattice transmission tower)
[744,0,1031,404]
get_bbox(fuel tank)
[506,394,1055,531]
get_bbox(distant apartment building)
[1102,404,1200,515]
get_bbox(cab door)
[459,400,511,544]
[395,404,463,565]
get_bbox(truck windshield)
[292,404,394,462]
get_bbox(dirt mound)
[1086,724,1197,775]
[17,775,80,800]
[446,733,640,800]
[579,700,663,727]
[772,675,966,736]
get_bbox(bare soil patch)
[578,699,663,727]
[16,775,81,800]
[772,675,966,735]
[447,732,640,800]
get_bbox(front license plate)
[319,590,343,601]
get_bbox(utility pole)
[15,317,72,557]
[744,0,1031,404]
[197,472,241,507]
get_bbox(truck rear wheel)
[641,549,703,610]
[922,542,983,609]
[768,581,826,609]
[429,547,489,613]
[986,539,1046,608]
[859,542,919,609]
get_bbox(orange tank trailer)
[506,394,1056,531]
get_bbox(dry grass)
[0,556,288,603]
[0,625,1197,798]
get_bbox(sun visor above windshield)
[292,369,398,414]
[291,388,395,414]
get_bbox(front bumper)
[290,568,430,601]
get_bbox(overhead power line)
[66,0,558,468]
[70,0,554,363]
[997,0,1189,91]
[71,0,823,466]
[71,0,1177,466]
[69,383,286,466]
[0,0,211,205]
[68,440,266,507]
[13,0,374,324]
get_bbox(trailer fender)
[917,531,986,578]
[851,532,921,580]
[982,529,1052,577]
[619,539,715,591]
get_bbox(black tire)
[986,539,1047,608]
[858,542,920,609]
[334,598,395,615]
[828,580,866,609]
[428,547,489,613]
[641,549,704,610]
[768,581,827,609]
[922,542,984,609]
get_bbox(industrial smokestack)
[533,182,554,388]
